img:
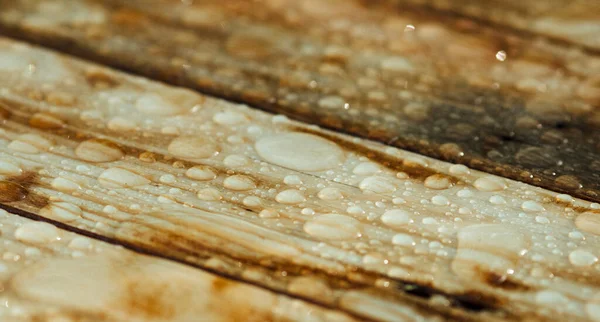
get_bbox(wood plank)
[1,37,600,321]
[389,0,600,50]
[1,0,599,202]
[0,209,356,322]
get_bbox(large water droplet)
[255,133,344,172]
[569,249,598,267]
[359,176,396,194]
[15,222,60,244]
[275,189,306,204]
[75,139,124,163]
[380,209,412,228]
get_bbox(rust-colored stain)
[0,172,47,207]
[122,279,177,319]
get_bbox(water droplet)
[456,189,473,198]
[275,189,305,204]
[0,160,22,176]
[431,195,449,206]
[75,139,124,162]
[254,133,344,172]
[304,214,361,240]
[197,188,222,201]
[380,209,412,228]
[98,167,150,188]
[556,194,574,203]
[318,95,345,109]
[68,237,93,250]
[258,209,278,218]
[301,208,315,216]
[168,136,220,160]
[159,174,176,184]
[449,164,469,175]
[392,233,415,246]
[223,175,256,191]
[213,111,248,125]
[51,177,81,192]
[242,196,262,208]
[569,231,585,240]
[521,200,545,212]
[352,162,381,175]
[535,216,550,224]
[107,117,137,132]
[15,222,59,244]
[223,154,249,168]
[569,249,598,267]
[424,174,452,190]
[283,175,302,185]
[489,195,506,205]
[473,176,506,192]
[318,187,343,200]
[185,165,217,181]
[359,176,396,194]
[40,202,82,222]
[8,134,52,154]
[346,206,364,215]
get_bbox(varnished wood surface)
[0,209,356,322]
[1,38,600,321]
[390,0,600,50]
[1,0,599,203]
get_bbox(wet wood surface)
[1,38,600,321]
[390,0,600,50]
[1,0,600,203]
[0,209,355,322]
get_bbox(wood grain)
[389,0,600,50]
[1,0,599,203]
[1,37,600,321]
[0,209,356,322]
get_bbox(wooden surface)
[0,208,355,322]
[390,0,600,50]
[0,37,600,321]
[0,1,599,321]
[1,0,600,202]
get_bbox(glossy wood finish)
[1,38,600,321]
[390,0,600,50]
[1,0,598,203]
[0,209,355,322]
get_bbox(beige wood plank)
[0,37,600,321]
[1,0,599,203]
[0,209,356,322]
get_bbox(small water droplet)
[275,189,305,204]
[75,139,124,163]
